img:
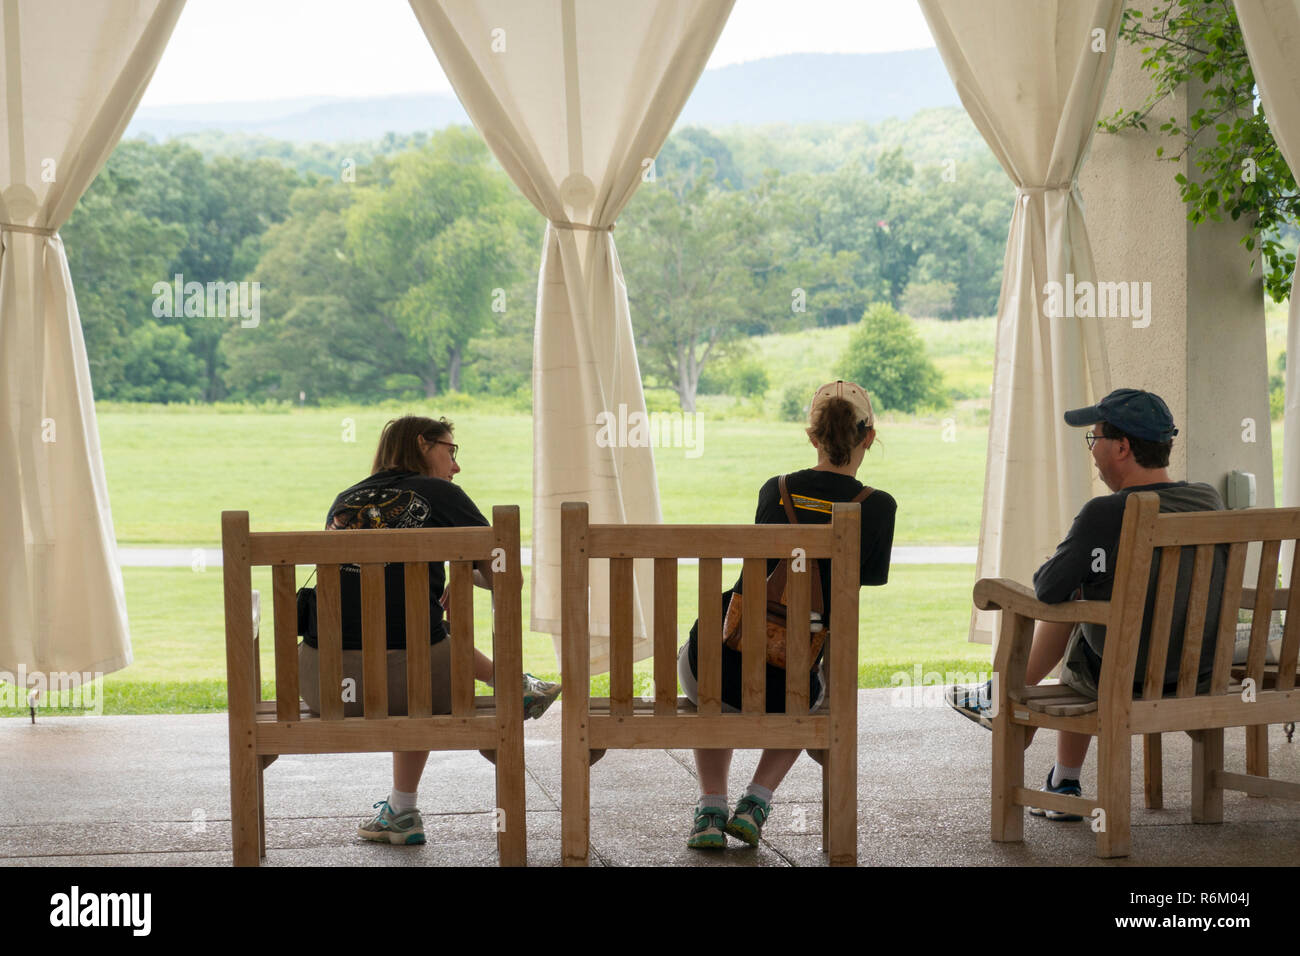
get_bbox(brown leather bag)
[721,475,873,669]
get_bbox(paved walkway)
[116,546,978,568]
[4,689,1296,866]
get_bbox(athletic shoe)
[1028,769,1083,821]
[357,800,426,845]
[522,673,562,720]
[686,805,728,850]
[945,679,994,730]
[725,794,771,847]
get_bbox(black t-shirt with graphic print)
[303,469,489,650]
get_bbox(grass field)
[8,311,1290,715]
[98,404,991,547]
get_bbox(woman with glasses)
[299,415,560,847]
[678,381,897,851]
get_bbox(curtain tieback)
[1016,182,1076,203]
[550,220,614,232]
[0,222,57,237]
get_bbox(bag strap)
[778,474,799,524]
[853,485,875,503]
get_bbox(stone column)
[1080,36,1273,505]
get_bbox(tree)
[619,167,780,411]
[61,165,187,399]
[1099,0,1298,303]
[837,302,943,413]
[345,128,536,396]
[655,127,744,190]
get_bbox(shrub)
[837,302,944,413]
[780,381,817,422]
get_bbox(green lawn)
[99,403,990,548]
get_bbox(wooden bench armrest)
[974,578,1110,625]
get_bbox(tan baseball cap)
[809,380,875,429]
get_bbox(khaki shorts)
[298,638,452,717]
[1058,623,1214,699]
[1059,625,1101,700]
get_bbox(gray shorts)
[676,642,827,713]
[298,638,452,717]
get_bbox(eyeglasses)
[436,440,458,461]
[1084,433,1108,450]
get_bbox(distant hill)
[128,49,958,142]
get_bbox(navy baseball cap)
[1063,388,1178,442]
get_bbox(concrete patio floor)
[4,688,1298,866]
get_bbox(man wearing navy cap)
[947,388,1226,818]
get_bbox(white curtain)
[1235,0,1300,580]
[408,0,734,671]
[919,0,1120,643]
[0,0,184,678]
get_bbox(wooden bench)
[222,507,526,866]
[559,500,862,866]
[975,492,1300,857]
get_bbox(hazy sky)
[141,0,935,106]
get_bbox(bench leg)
[820,753,830,854]
[1245,724,1269,794]
[562,723,590,866]
[1143,733,1163,810]
[496,725,527,866]
[991,717,1025,843]
[257,759,267,859]
[229,740,260,867]
[1095,726,1131,858]
[826,741,855,867]
[1190,728,1225,823]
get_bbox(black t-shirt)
[1032,481,1225,687]
[304,469,489,650]
[687,469,897,710]
[733,470,896,612]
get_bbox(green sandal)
[725,794,770,847]
[686,805,728,850]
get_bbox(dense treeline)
[65,110,1014,409]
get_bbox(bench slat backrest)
[1105,494,1299,703]
[223,510,518,724]
[562,502,859,716]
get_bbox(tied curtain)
[919,0,1121,644]
[1234,0,1300,579]
[0,0,185,678]
[408,0,734,671]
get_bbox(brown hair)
[371,416,454,475]
[806,396,871,467]
[1101,420,1172,469]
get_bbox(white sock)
[697,793,727,812]
[1051,764,1082,788]
[389,788,418,812]
[745,783,774,805]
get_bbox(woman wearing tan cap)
[678,381,897,850]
